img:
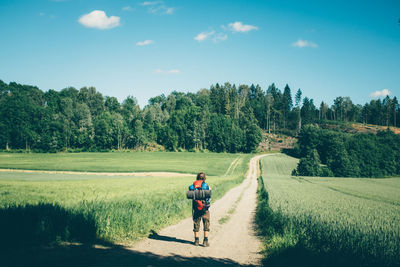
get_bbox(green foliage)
[295,125,400,178]
[0,81,266,153]
[1,79,399,153]
[258,154,400,267]
[294,149,325,176]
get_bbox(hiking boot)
[203,239,209,247]
[194,238,199,246]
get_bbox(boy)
[188,172,211,246]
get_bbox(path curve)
[130,154,269,266]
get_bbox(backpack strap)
[193,180,203,189]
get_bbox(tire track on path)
[224,156,241,176]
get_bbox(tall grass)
[256,154,400,267]
[0,153,252,246]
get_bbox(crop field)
[0,152,241,175]
[0,152,251,248]
[258,153,400,267]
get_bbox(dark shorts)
[193,210,210,232]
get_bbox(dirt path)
[0,168,193,177]
[131,154,268,266]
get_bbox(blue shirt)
[188,182,210,191]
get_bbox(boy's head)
[196,172,206,181]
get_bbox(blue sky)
[0,0,399,107]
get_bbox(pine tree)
[282,84,293,129]
[295,89,302,132]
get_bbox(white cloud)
[168,69,180,74]
[122,6,132,11]
[141,1,174,15]
[141,1,160,6]
[155,69,180,74]
[78,10,120,30]
[370,89,391,98]
[149,5,174,14]
[194,31,227,43]
[213,33,228,43]
[39,12,45,16]
[194,31,215,42]
[228,21,258,33]
[165,7,175,14]
[292,39,318,48]
[136,40,154,46]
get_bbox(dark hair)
[196,172,206,181]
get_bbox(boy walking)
[188,172,211,247]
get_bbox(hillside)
[321,122,400,135]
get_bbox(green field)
[0,152,252,247]
[0,152,241,175]
[258,154,400,266]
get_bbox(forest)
[0,79,399,153]
[292,125,400,177]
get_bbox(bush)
[294,149,324,176]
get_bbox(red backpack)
[193,180,204,211]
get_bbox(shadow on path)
[148,230,193,245]
[2,242,251,267]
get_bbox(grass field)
[257,154,400,267]
[0,152,241,176]
[0,152,252,247]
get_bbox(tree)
[105,96,120,113]
[266,91,273,133]
[282,84,293,129]
[295,89,302,131]
[112,113,128,150]
[295,149,323,176]
[266,83,282,132]
[73,102,93,148]
[249,84,267,129]
[59,98,74,149]
[244,123,262,152]
[383,95,392,126]
[319,101,329,120]
[393,97,399,127]
[94,112,113,149]
[301,97,316,125]
[148,94,166,106]
[325,135,359,177]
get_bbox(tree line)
[292,125,400,178]
[0,81,262,152]
[0,79,399,153]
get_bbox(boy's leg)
[203,210,210,246]
[193,211,201,246]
